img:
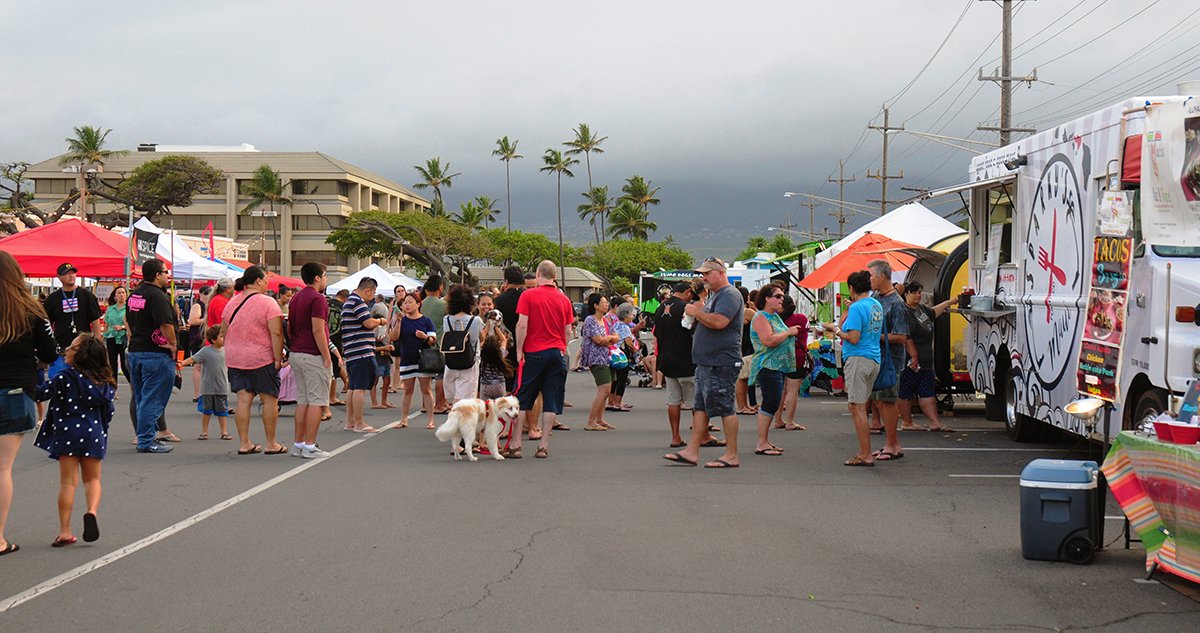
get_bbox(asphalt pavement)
[2,365,1198,632]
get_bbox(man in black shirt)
[654,282,697,447]
[43,263,102,354]
[126,259,178,453]
[493,265,524,392]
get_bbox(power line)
[884,0,975,110]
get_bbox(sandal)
[220,434,234,440]
[51,536,77,548]
[157,433,182,443]
[534,446,548,459]
[844,455,874,467]
[501,447,523,459]
[928,425,956,433]
[320,413,333,421]
[583,424,608,431]
[196,433,209,441]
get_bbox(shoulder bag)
[873,308,897,391]
[418,320,446,374]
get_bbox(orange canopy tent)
[221,259,304,290]
[0,217,166,278]
[799,232,921,289]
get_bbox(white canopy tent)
[118,217,235,281]
[326,263,422,298]
[815,202,965,267]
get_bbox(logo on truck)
[1023,154,1085,390]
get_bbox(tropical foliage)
[607,199,658,240]
[327,210,492,282]
[412,157,461,209]
[585,238,692,282]
[539,148,579,264]
[564,123,607,238]
[619,175,661,212]
[58,125,127,169]
[577,185,612,244]
[478,228,584,272]
[492,136,522,230]
[734,234,798,262]
[453,196,500,230]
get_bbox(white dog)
[434,396,520,462]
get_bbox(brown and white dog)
[434,396,520,462]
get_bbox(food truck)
[924,93,1200,441]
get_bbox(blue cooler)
[1019,459,1098,564]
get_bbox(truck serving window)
[987,187,1014,265]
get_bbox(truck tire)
[1131,389,1169,428]
[985,361,1009,422]
[1005,373,1040,442]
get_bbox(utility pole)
[867,106,904,214]
[977,0,1038,146]
[794,200,819,239]
[827,160,855,238]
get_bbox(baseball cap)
[695,257,727,273]
[57,263,78,276]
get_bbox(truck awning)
[922,173,1016,200]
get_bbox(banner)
[1141,100,1200,246]
[1076,229,1133,402]
[133,228,159,267]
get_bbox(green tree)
[734,234,797,262]
[0,161,72,235]
[619,175,661,212]
[607,199,658,241]
[478,228,582,271]
[239,165,292,266]
[103,155,224,223]
[327,210,494,283]
[539,148,579,265]
[412,157,462,210]
[58,125,127,169]
[564,124,607,238]
[583,238,693,282]
[473,195,500,229]
[576,185,612,244]
[453,200,487,230]
[492,136,523,230]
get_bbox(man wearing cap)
[43,263,103,356]
[126,259,178,453]
[663,257,744,469]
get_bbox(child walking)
[33,334,115,546]
[179,326,231,440]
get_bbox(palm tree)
[607,199,658,241]
[539,148,579,265]
[492,137,523,230]
[619,175,661,213]
[428,198,449,218]
[577,186,612,244]
[240,165,293,268]
[473,195,500,229]
[59,125,128,217]
[564,124,607,238]
[412,157,462,211]
[454,201,487,230]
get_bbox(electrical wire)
[884,0,974,110]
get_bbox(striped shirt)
[340,294,376,362]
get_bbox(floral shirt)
[580,315,611,368]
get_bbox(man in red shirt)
[507,260,574,459]
[207,277,234,328]
[287,262,333,459]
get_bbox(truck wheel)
[1005,373,1040,442]
[1131,389,1169,428]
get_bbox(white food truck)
[925,93,1200,441]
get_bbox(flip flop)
[873,449,905,461]
[220,434,233,440]
[900,426,929,432]
[82,512,99,543]
[196,434,209,440]
[552,423,571,431]
[264,444,289,455]
[0,543,18,556]
[584,425,607,431]
[320,413,333,421]
[669,441,687,448]
[869,427,884,435]
[928,426,956,433]
[663,452,698,466]
[754,448,783,456]
[353,426,379,434]
[237,445,263,455]
[844,456,874,467]
[783,424,806,431]
[157,433,182,443]
[704,458,739,469]
[51,536,77,548]
[700,438,727,447]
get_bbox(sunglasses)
[769,293,784,299]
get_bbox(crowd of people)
[0,252,957,556]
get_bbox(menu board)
[1076,229,1133,402]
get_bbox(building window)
[338,182,351,198]
[371,192,381,208]
[35,179,74,195]
[291,180,308,196]
[291,215,344,231]
[237,216,274,231]
[291,250,347,268]
[168,215,227,231]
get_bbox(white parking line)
[947,474,1020,478]
[0,420,400,613]
[904,447,1079,452]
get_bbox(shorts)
[0,390,37,436]
[480,381,507,400]
[374,355,391,378]
[291,352,332,406]
[589,364,613,386]
[516,348,567,414]
[843,356,880,405]
[737,355,753,381]
[346,358,376,391]
[869,366,900,403]
[785,367,808,380]
[694,364,738,419]
[228,364,281,398]
[756,368,785,417]
[197,394,230,417]
[898,367,938,400]
[665,376,695,407]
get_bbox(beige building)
[25,145,429,277]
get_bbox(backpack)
[328,300,343,338]
[440,315,477,370]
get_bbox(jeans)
[128,352,175,449]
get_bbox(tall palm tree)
[492,137,523,230]
[564,124,607,238]
[59,125,128,217]
[412,157,462,211]
[539,148,579,265]
[576,186,612,244]
[619,175,661,213]
[473,195,500,229]
[607,199,658,241]
[240,165,293,267]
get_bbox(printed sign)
[1141,100,1200,246]
[1098,190,1133,237]
[133,228,159,267]
[1076,231,1134,402]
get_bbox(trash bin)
[1019,459,1098,564]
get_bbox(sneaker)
[301,447,330,459]
[289,445,303,457]
[136,441,174,454]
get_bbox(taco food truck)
[924,91,1200,441]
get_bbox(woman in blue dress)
[34,333,115,547]
[393,294,437,429]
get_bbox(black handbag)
[419,346,445,375]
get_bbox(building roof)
[26,151,428,202]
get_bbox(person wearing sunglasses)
[748,283,805,457]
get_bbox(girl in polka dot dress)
[33,333,115,547]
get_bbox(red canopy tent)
[0,217,166,278]
[222,259,305,290]
[799,233,921,289]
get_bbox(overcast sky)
[7,1,1199,258]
